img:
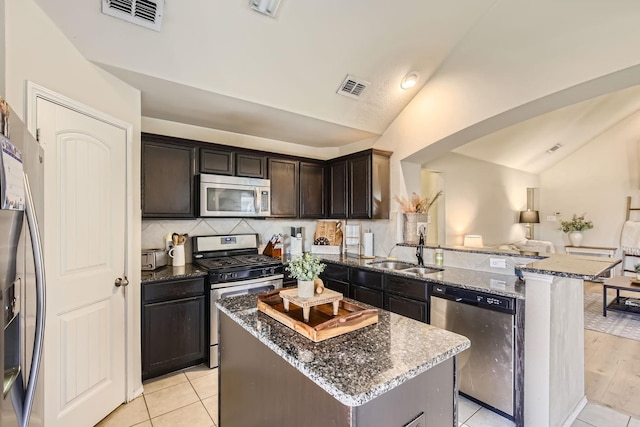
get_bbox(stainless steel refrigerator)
[0,99,45,427]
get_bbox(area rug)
[584,292,640,342]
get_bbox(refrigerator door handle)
[21,173,46,427]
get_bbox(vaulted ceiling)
[34,0,640,172]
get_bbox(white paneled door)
[36,97,127,427]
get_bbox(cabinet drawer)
[323,278,349,296]
[386,275,428,301]
[350,284,384,309]
[350,268,384,290]
[143,277,206,303]
[321,263,349,282]
[386,294,428,323]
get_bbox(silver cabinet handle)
[115,277,129,287]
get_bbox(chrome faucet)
[416,226,425,266]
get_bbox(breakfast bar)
[216,294,470,427]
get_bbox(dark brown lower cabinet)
[142,277,207,381]
[323,277,349,296]
[350,284,384,309]
[386,294,428,323]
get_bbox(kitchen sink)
[367,261,415,270]
[403,267,443,276]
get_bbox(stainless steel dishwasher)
[430,284,516,419]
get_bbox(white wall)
[423,153,539,247]
[143,117,343,160]
[539,110,640,253]
[4,0,143,401]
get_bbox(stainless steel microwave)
[199,174,271,217]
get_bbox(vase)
[403,213,428,244]
[568,231,583,247]
[297,279,315,298]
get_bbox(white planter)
[568,231,583,247]
[297,279,315,298]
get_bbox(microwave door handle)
[254,188,261,214]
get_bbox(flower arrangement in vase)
[634,263,640,280]
[394,191,443,244]
[285,253,326,298]
[560,214,593,247]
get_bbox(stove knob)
[269,267,276,275]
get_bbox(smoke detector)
[102,0,164,31]
[337,75,370,100]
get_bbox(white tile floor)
[96,363,640,427]
[458,396,640,427]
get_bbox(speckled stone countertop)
[141,264,208,283]
[319,254,526,299]
[397,243,548,259]
[519,253,621,280]
[216,293,470,407]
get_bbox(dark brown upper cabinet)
[327,159,348,219]
[268,158,299,218]
[328,149,392,219]
[299,162,326,218]
[142,135,196,218]
[236,153,267,178]
[200,147,234,175]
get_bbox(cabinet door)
[268,158,299,217]
[200,147,234,175]
[299,162,326,218]
[349,154,372,219]
[350,284,384,309]
[142,139,195,218]
[327,159,348,218]
[236,153,267,178]
[386,294,428,323]
[142,295,207,380]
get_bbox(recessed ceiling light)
[401,72,419,90]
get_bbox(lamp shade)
[519,210,540,224]
[463,235,484,248]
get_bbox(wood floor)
[584,281,640,419]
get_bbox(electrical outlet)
[546,215,557,222]
[490,258,507,268]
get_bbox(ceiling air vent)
[337,75,370,100]
[102,0,164,32]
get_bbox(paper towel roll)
[363,231,374,257]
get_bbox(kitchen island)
[216,294,470,427]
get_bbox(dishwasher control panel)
[431,284,514,312]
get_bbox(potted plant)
[560,214,593,247]
[285,253,326,298]
[394,191,443,244]
[634,263,640,280]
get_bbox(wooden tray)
[257,290,378,342]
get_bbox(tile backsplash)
[142,214,407,264]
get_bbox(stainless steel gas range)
[192,234,283,368]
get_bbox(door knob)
[115,277,129,287]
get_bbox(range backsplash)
[141,215,419,264]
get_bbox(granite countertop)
[519,253,621,280]
[141,264,208,283]
[319,254,526,299]
[216,293,470,407]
